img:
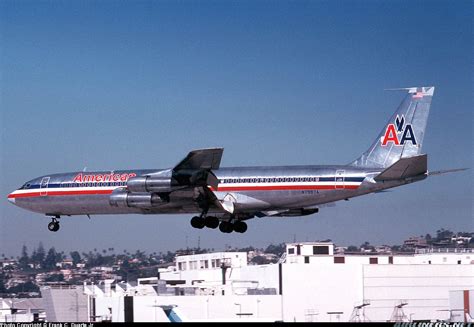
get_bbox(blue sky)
[1,0,472,256]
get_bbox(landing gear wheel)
[48,221,60,232]
[219,221,233,233]
[233,221,247,233]
[190,216,205,229]
[204,216,219,229]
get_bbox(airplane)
[7,86,465,233]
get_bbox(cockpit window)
[20,183,31,190]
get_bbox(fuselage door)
[40,177,50,196]
[335,170,345,189]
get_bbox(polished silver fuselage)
[8,165,423,218]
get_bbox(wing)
[166,148,226,214]
[174,148,223,171]
[172,148,223,189]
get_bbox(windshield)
[19,183,32,190]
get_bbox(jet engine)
[127,169,219,193]
[127,175,178,193]
[109,188,165,208]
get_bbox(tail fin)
[351,86,435,168]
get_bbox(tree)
[31,242,46,268]
[7,281,39,294]
[44,248,59,269]
[162,251,175,263]
[0,273,7,293]
[19,245,29,269]
[436,228,453,241]
[251,256,270,265]
[425,234,432,243]
[347,245,359,252]
[264,243,285,256]
[70,251,82,266]
[45,274,64,283]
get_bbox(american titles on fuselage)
[73,173,137,183]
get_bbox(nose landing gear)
[47,216,60,232]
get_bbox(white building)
[0,298,45,322]
[42,242,474,322]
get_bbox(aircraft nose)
[7,193,16,204]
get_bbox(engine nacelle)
[109,188,165,208]
[127,175,178,193]
[275,208,319,217]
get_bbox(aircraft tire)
[205,216,219,229]
[219,222,233,233]
[48,221,59,232]
[234,221,247,233]
[190,216,205,229]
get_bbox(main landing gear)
[190,214,247,234]
[218,220,247,234]
[47,216,60,232]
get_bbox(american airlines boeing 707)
[7,86,464,233]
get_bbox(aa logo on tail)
[381,115,417,146]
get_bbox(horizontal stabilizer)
[375,154,427,181]
[428,168,469,176]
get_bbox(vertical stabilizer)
[351,86,434,168]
